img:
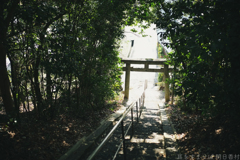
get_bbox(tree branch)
[4,0,20,35]
[43,12,67,32]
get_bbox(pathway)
[120,24,159,106]
[60,24,178,160]
[85,24,178,160]
[117,86,165,160]
[88,86,178,160]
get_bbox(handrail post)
[87,92,145,160]
[144,79,147,90]
[139,98,141,108]
[131,108,133,137]
[143,92,145,106]
[171,66,176,105]
[121,121,126,160]
[139,98,141,116]
[136,102,138,122]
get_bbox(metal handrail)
[87,80,147,160]
[87,101,135,160]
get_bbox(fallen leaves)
[215,128,222,135]
[165,104,240,159]
[0,100,122,160]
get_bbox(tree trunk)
[9,57,19,111]
[0,0,19,118]
[67,74,72,107]
[0,44,15,117]
[33,56,42,116]
[46,69,52,107]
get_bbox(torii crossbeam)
[121,58,175,102]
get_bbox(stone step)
[116,143,166,160]
[159,102,179,160]
[115,153,165,160]
[82,88,180,160]
[114,89,166,160]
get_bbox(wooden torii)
[121,58,174,102]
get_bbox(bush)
[158,73,164,82]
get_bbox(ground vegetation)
[155,0,240,156]
[0,0,156,159]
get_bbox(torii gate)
[121,58,174,102]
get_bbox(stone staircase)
[75,87,178,160]
[115,87,179,160]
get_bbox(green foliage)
[158,73,164,82]
[157,43,163,58]
[157,43,165,84]
[157,43,169,58]
[155,0,240,117]
[0,0,159,120]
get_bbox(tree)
[155,0,240,117]
[0,0,157,121]
[0,0,20,118]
